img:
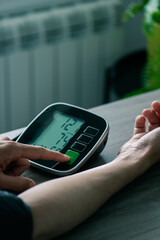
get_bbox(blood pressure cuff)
[0,190,33,240]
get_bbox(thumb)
[0,174,35,192]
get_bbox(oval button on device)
[77,134,93,144]
[71,142,86,152]
[84,126,99,136]
[65,150,80,165]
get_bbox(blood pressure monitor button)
[65,150,80,165]
[84,126,99,136]
[71,142,86,152]
[77,134,93,144]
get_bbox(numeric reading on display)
[29,112,84,152]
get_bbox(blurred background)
[0,0,147,133]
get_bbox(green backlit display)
[29,112,84,152]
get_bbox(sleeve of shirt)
[0,190,33,240]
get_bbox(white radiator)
[0,0,124,133]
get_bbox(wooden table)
[3,89,160,240]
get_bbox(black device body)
[16,103,109,176]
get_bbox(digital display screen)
[29,111,84,152]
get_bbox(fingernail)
[64,155,70,161]
[29,181,35,188]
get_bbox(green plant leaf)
[152,10,160,23]
[124,0,149,20]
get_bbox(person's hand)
[117,101,160,169]
[142,101,160,131]
[0,137,69,192]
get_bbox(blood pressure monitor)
[16,103,109,176]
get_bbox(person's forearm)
[19,149,150,240]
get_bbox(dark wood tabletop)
[3,89,160,240]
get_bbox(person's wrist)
[97,149,151,197]
[114,147,152,178]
